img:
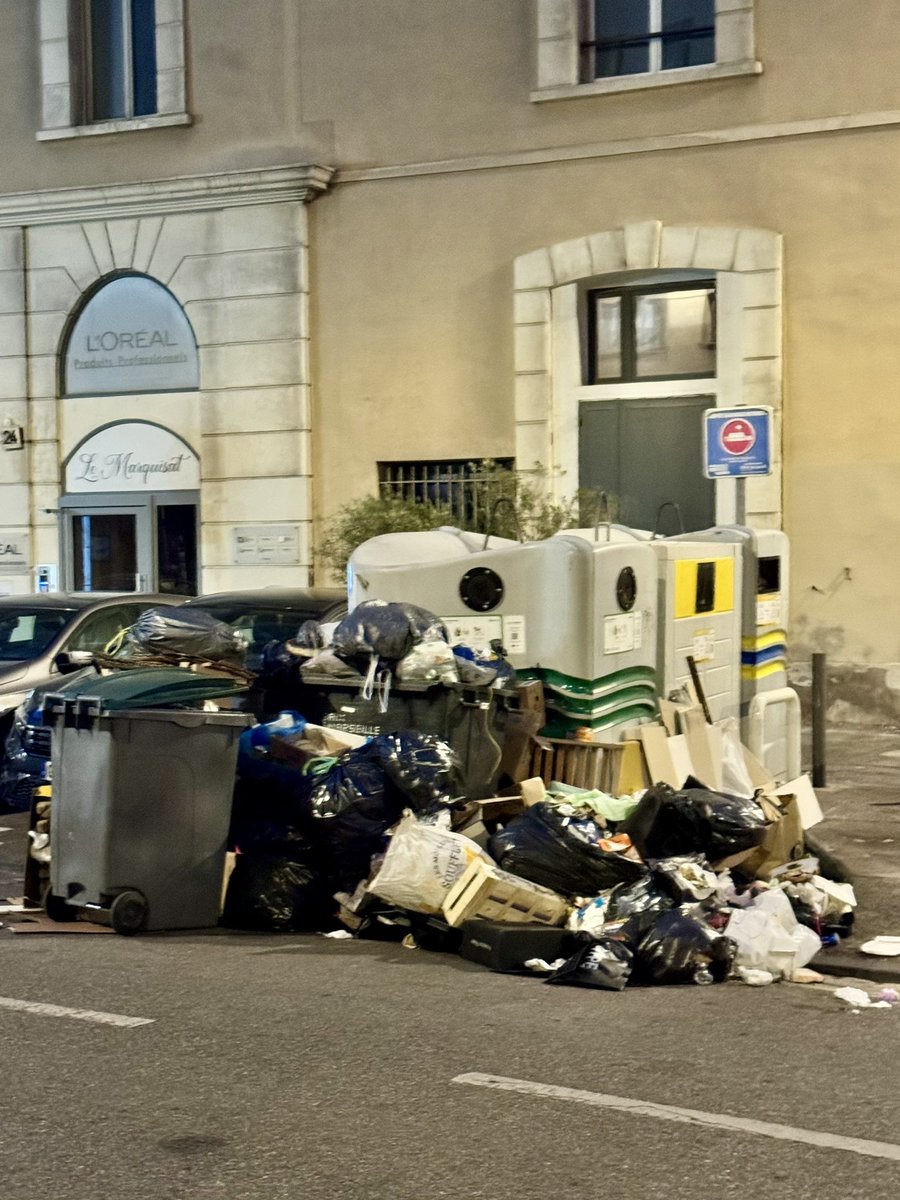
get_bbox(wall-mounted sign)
[232,525,301,565]
[65,422,201,493]
[63,274,199,396]
[1,424,24,451]
[0,531,30,568]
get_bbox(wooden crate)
[528,736,647,795]
[442,858,568,928]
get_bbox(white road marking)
[0,995,154,1028]
[453,1073,900,1163]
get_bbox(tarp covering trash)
[14,595,868,996]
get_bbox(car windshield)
[0,608,75,661]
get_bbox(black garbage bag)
[623,779,767,864]
[490,802,649,897]
[125,605,246,664]
[633,909,737,986]
[545,938,633,991]
[599,876,674,947]
[371,730,461,807]
[221,853,336,932]
[332,600,448,665]
[304,731,458,891]
[229,774,320,855]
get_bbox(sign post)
[703,406,773,524]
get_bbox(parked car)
[0,587,347,812]
[179,587,347,672]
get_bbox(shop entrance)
[60,492,198,596]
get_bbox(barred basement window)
[378,459,515,529]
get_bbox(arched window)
[62,274,199,396]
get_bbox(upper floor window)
[78,0,158,122]
[38,0,189,140]
[533,0,760,101]
[583,0,714,81]
[586,281,716,383]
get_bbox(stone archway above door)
[512,221,783,529]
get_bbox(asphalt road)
[1,922,899,1200]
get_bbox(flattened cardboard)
[519,777,547,808]
[681,706,723,791]
[774,774,823,830]
[638,725,681,788]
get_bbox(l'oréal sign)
[64,275,200,396]
[65,422,201,493]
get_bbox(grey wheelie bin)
[44,695,251,934]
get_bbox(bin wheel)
[110,890,148,936]
[44,889,79,923]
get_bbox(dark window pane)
[593,0,650,76]
[662,32,714,69]
[596,42,650,76]
[131,0,158,116]
[662,0,715,34]
[156,504,197,596]
[662,0,715,68]
[595,0,651,40]
[72,514,137,592]
[90,0,128,119]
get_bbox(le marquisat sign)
[65,422,200,494]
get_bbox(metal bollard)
[812,652,827,787]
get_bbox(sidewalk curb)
[810,949,900,985]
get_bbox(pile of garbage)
[37,596,859,988]
[224,712,856,993]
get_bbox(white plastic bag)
[718,717,756,799]
[367,812,490,914]
[725,888,821,978]
[396,640,459,686]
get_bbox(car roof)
[184,587,345,610]
[0,592,179,612]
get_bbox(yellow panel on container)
[674,558,734,618]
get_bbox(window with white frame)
[77,0,159,122]
[38,0,189,139]
[582,0,715,80]
[534,0,760,100]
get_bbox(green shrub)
[316,460,617,579]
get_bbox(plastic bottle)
[693,966,715,985]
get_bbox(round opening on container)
[616,566,637,611]
[459,567,504,613]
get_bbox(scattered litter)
[791,967,825,984]
[860,936,900,957]
[524,957,566,974]
[737,966,776,986]
[321,929,354,939]
[833,986,894,1010]
[878,987,899,1004]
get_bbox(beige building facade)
[0,1,899,683]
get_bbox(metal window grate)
[378,459,515,529]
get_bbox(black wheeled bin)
[44,696,251,934]
[293,674,512,799]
